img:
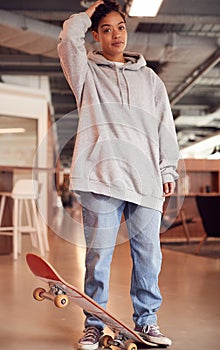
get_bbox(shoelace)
[82,327,100,342]
[148,324,163,336]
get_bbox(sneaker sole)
[77,342,99,350]
[136,332,172,347]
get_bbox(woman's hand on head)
[85,0,104,18]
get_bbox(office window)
[0,115,37,167]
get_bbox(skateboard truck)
[33,283,69,308]
[100,334,138,350]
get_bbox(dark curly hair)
[91,0,126,32]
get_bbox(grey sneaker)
[135,324,172,346]
[78,327,103,350]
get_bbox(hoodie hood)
[87,50,147,70]
[87,50,147,107]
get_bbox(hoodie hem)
[70,178,164,212]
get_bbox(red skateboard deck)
[26,253,157,349]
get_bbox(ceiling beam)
[0,10,60,58]
[10,11,220,26]
[175,94,220,110]
[170,49,220,105]
[0,54,63,76]
[125,14,220,32]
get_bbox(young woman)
[58,1,179,348]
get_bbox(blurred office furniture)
[0,170,13,254]
[195,195,220,254]
[0,179,49,259]
[161,208,194,243]
[162,159,220,241]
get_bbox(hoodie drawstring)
[115,65,131,107]
[122,68,131,107]
[114,66,124,105]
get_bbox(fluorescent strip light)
[0,128,26,134]
[129,0,163,17]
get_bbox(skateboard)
[26,253,157,350]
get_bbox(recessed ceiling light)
[129,0,163,17]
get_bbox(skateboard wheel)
[124,340,137,350]
[100,335,113,348]
[33,287,46,301]
[54,294,69,308]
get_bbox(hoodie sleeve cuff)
[161,167,179,184]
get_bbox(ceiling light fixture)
[128,0,163,17]
[0,128,26,134]
[80,0,96,9]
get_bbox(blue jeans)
[79,192,162,330]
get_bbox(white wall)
[0,81,49,224]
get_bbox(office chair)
[195,195,220,254]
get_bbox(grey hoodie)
[58,12,179,212]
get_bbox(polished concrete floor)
[0,206,220,350]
